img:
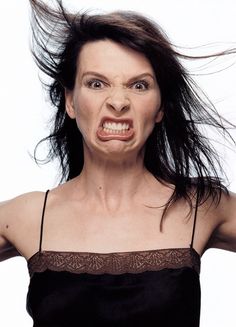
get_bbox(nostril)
[106,93,130,112]
[106,102,130,112]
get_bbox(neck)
[71,152,157,213]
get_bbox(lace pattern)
[28,247,200,277]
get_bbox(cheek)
[75,88,103,115]
[138,96,161,122]
[149,93,162,122]
[73,94,99,136]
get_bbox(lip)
[97,116,134,141]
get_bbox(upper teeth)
[103,122,130,130]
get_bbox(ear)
[155,107,164,123]
[65,89,76,119]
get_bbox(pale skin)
[0,39,236,263]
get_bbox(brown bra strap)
[39,190,50,253]
[190,189,200,249]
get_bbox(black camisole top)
[26,190,201,327]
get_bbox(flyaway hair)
[30,0,236,225]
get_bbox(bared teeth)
[102,121,130,131]
[97,119,134,140]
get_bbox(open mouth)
[103,121,130,133]
[97,118,134,141]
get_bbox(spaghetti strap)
[190,189,200,249]
[39,190,50,253]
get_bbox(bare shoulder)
[217,190,236,216]
[0,191,47,261]
[202,190,236,253]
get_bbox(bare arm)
[0,191,45,262]
[0,237,21,261]
[0,200,21,261]
[206,191,236,253]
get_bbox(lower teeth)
[103,128,128,133]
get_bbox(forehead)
[77,39,154,78]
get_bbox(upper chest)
[7,192,218,260]
[34,197,215,256]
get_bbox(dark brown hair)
[30,0,235,221]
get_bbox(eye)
[86,79,106,89]
[131,80,150,91]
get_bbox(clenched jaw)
[97,117,134,141]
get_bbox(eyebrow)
[81,71,155,82]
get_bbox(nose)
[106,87,130,112]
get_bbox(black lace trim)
[27,247,200,277]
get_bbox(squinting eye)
[131,80,149,91]
[86,79,105,89]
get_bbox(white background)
[0,0,236,326]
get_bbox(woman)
[0,0,235,326]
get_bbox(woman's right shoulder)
[0,191,48,261]
[0,191,47,218]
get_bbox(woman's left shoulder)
[204,190,236,253]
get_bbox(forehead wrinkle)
[113,74,126,84]
[80,70,155,84]
[77,49,156,85]
[77,40,157,84]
